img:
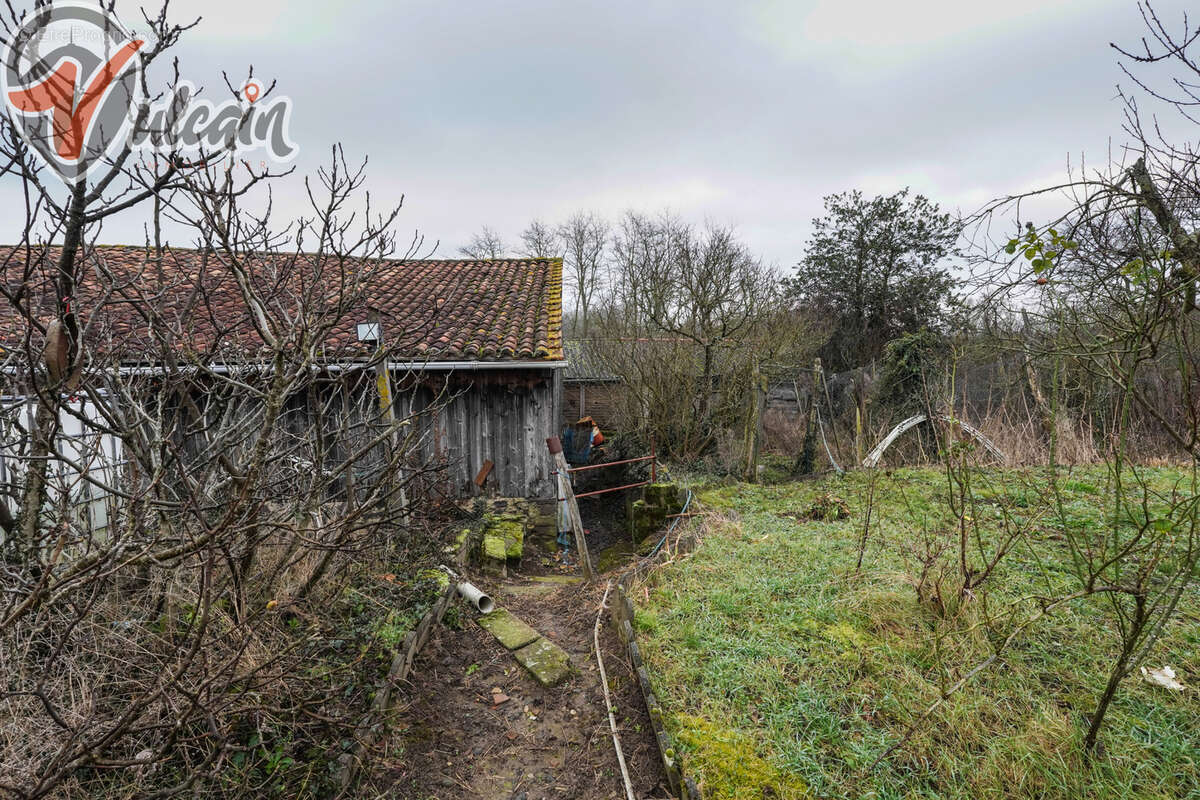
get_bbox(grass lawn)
[634,467,1200,799]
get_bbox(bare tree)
[960,0,1200,756]
[0,5,446,796]
[595,212,783,458]
[458,225,506,259]
[557,211,608,337]
[519,218,558,258]
[614,212,777,403]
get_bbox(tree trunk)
[793,373,816,475]
[1084,596,1147,755]
[743,360,765,482]
[10,183,86,564]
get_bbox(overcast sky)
[4,0,1194,271]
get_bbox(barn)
[385,257,566,498]
[0,247,566,506]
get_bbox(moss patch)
[481,534,507,562]
[484,516,524,559]
[416,568,450,591]
[671,713,809,800]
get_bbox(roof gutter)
[384,360,568,371]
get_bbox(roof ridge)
[4,243,560,266]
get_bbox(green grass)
[636,467,1200,800]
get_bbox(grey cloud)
[3,0,1192,269]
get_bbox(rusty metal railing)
[561,440,656,500]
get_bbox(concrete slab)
[476,608,539,650]
[513,637,572,687]
[501,574,584,598]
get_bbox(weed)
[635,468,1199,799]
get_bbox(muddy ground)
[575,489,636,555]
[366,534,670,800]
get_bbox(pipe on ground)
[457,581,494,614]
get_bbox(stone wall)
[463,497,559,576]
[630,483,685,553]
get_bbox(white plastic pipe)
[457,581,494,614]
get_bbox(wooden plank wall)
[399,367,560,499]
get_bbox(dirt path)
[368,549,669,799]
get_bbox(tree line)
[463,189,961,374]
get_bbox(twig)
[871,588,1093,767]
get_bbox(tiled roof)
[0,246,564,363]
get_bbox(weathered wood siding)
[399,367,561,499]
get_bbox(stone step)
[475,606,574,687]
[500,574,584,598]
[476,608,539,650]
[512,637,572,687]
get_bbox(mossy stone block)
[644,483,682,514]
[494,520,524,559]
[476,608,540,650]
[484,515,525,560]
[513,637,572,687]
[506,535,523,559]
[482,533,507,561]
[631,499,661,521]
[632,498,668,539]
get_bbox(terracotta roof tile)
[0,246,564,363]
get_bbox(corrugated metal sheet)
[563,340,620,383]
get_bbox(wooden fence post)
[546,437,595,582]
[743,359,766,482]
